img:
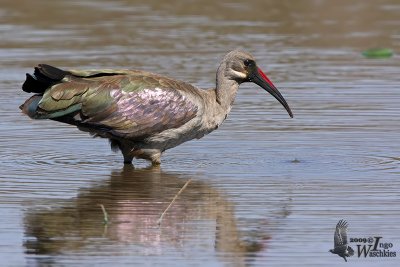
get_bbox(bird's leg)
[134,149,162,166]
[122,152,134,164]
[110,140,134,164]
[145,150,162,166]
[149,150,162,166]
[342,256,347,262]
[150,153,161,166]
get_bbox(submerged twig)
[99,204,109,225]
[157,178,192,226]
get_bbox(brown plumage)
[20,50,293,165]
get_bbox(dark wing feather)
[22,64,68,93]
[334,220,349,248]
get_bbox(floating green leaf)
[362,48,394,58]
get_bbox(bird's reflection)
[24,166,268,265]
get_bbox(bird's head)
[221,50,293,118]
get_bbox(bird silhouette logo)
[329,220,354,262]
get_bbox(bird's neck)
[201,68,240,128]
[215,67,240,111]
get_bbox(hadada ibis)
[20,50,293,165]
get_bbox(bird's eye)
[244,59,253,67]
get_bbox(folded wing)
[21,65,199,139]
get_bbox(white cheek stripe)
[230,69,247,79]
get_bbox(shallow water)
[1,0,400,266]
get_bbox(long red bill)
[251,67,293,118]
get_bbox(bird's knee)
[151,158,161,166]
[140,149,162,165]
[150,152,162,166]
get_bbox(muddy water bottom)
[1,0,400,266]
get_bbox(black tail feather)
[22,64,68,94]
[37,64,67,80]
[22,74,44,93]
[348,246,354,256]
